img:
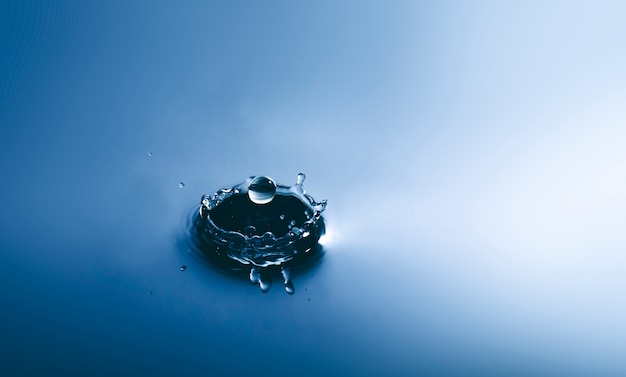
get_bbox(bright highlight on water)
[247,176,276,204]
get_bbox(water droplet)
[248,176,276,205]
[279,214,285,220]
[296,173,306,185]
[259,270,272,293]
[285,281,295,295]
[281,267,291,281]
[281,268,294,295]
[179,182,185,188]
[148,291,153,295]
[307,298,311,302]
[179,265,187,271]
[147,152,153,157]
[249,268,260,284]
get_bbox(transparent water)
[187,173,326,293]
[2,2,626,377]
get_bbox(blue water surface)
[1,1,626,376]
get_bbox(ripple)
[179,173,327,293]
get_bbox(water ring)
[190,173,327,293]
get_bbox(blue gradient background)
[1,1,625,376]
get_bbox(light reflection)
[318,226,335,246]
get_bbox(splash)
[190,173,327,293]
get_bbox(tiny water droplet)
[179,182,185,188]
[248,176,276,205]
[296,173,306,185]
[282,268,294,295]
[307,298,311,301]
[148,291,153,295]
[279,214,285,220]
[147,152,153,157]
[179,265,187,271]
[259,270,272,293]
[249,268,260,284]
[285,282,295,295]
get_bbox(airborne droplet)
[179,182,185,188]
[258,270,272,293]
[296,173,306,185]
[248,176,276,205]
[281,268,294,295]
[179,265,187,271]
[249,268,260,284]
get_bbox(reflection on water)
[183,173,327,294]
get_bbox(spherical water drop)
[147,152,153,157]
[279,214,285,220]
[248,176,276,205]
[179,182,185,188]
[296,173,306,185]
[179,265,187,271]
